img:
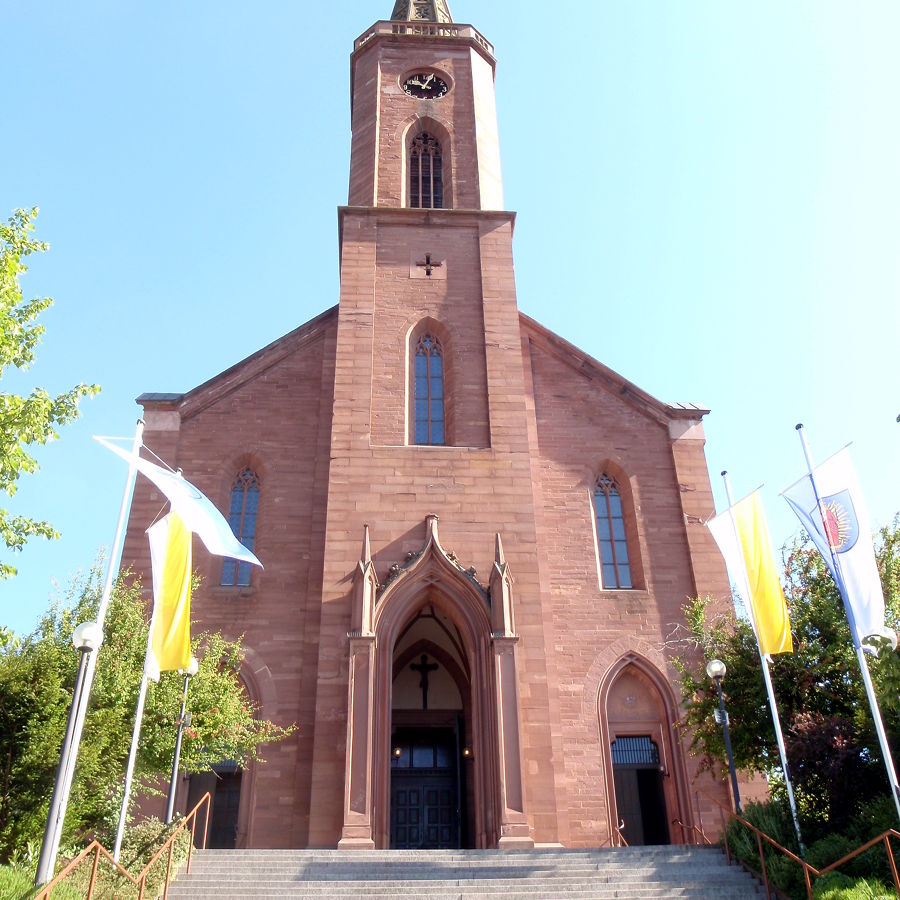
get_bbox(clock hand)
[422,73,434,87]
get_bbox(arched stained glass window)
[409,133,444,209]
[221,468,260,587]
[414,334,444,445]
[594,475,632,589]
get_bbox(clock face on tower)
[401,72,449,100]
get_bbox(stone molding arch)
[184,642,273,849]
[231,645,272,849]
[373,517,491,642]
[582,637,673,726]
[239,644,278,718]
[394,114,454,209]
[218,452,266,501]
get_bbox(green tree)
[0,207,99,578]
[0,567,294,861]
[673,519,900,833]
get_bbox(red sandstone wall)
[519,323,739,842]
[123,314,337,848]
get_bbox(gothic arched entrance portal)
[338,517,532,851]
[599,654,691,846]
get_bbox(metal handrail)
[696,787,900,898]
[671,817,713,846]
[35,791,211,899]
[599,819,630,848]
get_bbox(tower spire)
[391,0,453,23]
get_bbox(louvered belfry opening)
[409,133,444,209]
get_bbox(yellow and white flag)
[146,512,192,681]
[708,491,793,656]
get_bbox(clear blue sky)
[3,0,899,636]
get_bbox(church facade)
[122,0,738,851]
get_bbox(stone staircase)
[166,846,764,898]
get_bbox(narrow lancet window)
[414,334,445,445]
[594,475,632,589]
[221,468,260,587]
[409,133,444,209]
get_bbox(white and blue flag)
[783,446,894,653]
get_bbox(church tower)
[312,0,557,850]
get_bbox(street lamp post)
[165,656,199,824]
[706,658,742,815]
[35,622,104,885]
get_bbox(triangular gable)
[518,311,708,426]
[138,305,338,419]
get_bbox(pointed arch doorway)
[600,654,692,846]
[339,517,533,851]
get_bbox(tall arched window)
[409,133,443,209]
[221,468,260,587]
[414,334,444,445]
[594,475,632,589]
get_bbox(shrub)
[51,817,191,899]
[726,798,808,895]
[849,795,898,845]
[812,871,894,899]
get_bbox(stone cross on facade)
[410,654,439,709]
[415,253,443,277]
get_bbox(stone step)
[183,857,722,868]
[167,889,758,900]
[177,869,752,883]
[188,847,716,859]
[172,871,756,884]
[180,866,751,881]
[167,847,763,899]
[176,867,755,881]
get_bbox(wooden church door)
[611,736,670,846]
[390,728,460,849]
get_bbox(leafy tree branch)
[0,207,100,577]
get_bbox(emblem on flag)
[811,490,860,553]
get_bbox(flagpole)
[721,472,804,853]
[35,419,145,886]
[795,424,900,826]
[113,604,158,862]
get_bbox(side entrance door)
[187,767,242,849]
[611,736,670,846]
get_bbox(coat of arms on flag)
[812,490,860,553]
